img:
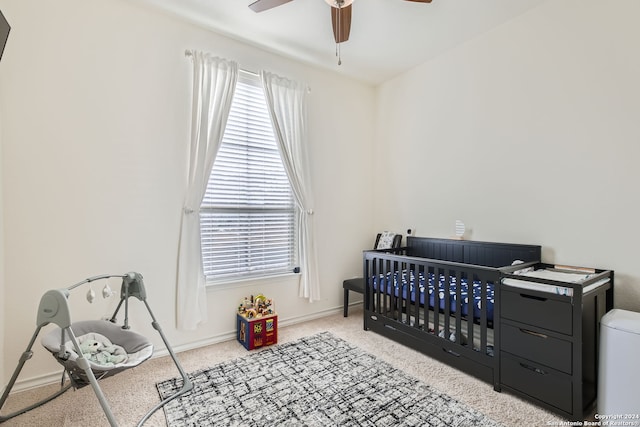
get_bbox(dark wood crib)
[363,236,614,419]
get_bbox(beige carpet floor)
[1,306,567,426]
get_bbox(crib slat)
[394,261,403,323]
[383,260,389,316]
[395,261,402,324]
[407,262,416,328]
[432,266,439,335]
[383,259,389,316]
[394,261,401,322]
[467,273,475,351]
[443,268,451,339]
[375,258,382,316]
[410,263,417,329]
[388,260,396,319]
[455,270,468,344]
[480,274,488,354]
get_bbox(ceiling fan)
[249,0,433,45]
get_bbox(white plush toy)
[79,338,127,366]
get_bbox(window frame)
[199,70,298,285]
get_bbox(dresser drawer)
[501,323,572,374]
[501,288,572,335]
[501,354,572,414]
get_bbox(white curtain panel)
[176,52,238,330]
[261,71,320,302]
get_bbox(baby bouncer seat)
[0,272,193,426]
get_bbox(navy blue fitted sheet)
[371,270,495,322]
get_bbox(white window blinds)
[200,71,297,281]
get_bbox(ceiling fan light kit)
[324,0,354,7]
[249,0,432,64]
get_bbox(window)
[200,71,297,282]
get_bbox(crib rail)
[363,250,502,387]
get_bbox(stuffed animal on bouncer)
[79,338,128,366]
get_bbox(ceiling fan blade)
[331,4,352,43]
[249,0,294,13]
[404,0,433,2]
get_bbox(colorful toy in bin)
[237,294,277,350]
[237,293,275,318]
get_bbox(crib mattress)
[372,271,495,322]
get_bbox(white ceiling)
[132,0,546,85]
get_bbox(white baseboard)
[5,306,344,395]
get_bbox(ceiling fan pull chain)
[337,3,342,65]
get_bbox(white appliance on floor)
[598,308,640,415]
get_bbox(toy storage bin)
[236,314,278,350]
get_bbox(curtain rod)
[184,49,259,77]
[184,49,310,93]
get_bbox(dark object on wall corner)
[0,9,10,62]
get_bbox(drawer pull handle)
[520,362,548,375]
[443,348,461,358]
[520,293,547,302]
[520,328,548,339]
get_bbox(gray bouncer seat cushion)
[41,320,154,387]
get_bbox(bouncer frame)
[0,272,193,426]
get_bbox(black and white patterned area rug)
[156,332,503,427]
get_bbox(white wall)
[0,96,5,390]
[0,0,375,386]
[375,0,640,311]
